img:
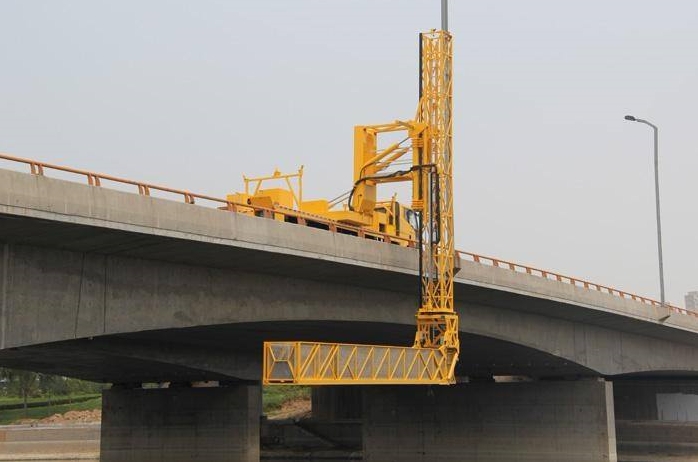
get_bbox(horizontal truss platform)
[263,341,455,385]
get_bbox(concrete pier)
[615,380,698,461]
[363,380,617,462]
[100,384,260,462]
[312,386,362,421]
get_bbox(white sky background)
[1,1,696,306]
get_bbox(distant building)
[686,292,698,310]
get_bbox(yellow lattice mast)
[413,28,458,365]
[262,6,458,385]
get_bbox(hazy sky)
[1,1,696,306]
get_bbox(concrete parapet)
[363,380,617,462]
[100,384,260,462]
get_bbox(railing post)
[30,163,44,175]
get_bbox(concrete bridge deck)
[1,167,698,382]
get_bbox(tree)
[38,374,66,408]
[1,368,104,410]
[7,370,39,412]
[0,368,10,396]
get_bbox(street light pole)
[624,115,666,308]
[441,0,448,31]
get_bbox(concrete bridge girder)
[2,239,698,380]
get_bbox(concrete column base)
[363,380,617,462]
[312,386,362,421]
[100,384,260,462]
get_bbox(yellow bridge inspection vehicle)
[259,13,459,386]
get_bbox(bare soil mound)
[18,409,102,425]
[267,397,311,420]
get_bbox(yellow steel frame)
[414,31,458,355]
[244,166,304,209]
[263,30,457,385]
[263,342,454,385]
[349,121,426,214]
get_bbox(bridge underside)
[0,321,597,383]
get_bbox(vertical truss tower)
[413,29,458,369]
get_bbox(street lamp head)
[624,115,637,121]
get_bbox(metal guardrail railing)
[456,251,692,317]
[1,152,692,318]
[0,153,414,247]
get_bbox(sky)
[1,0,696,306]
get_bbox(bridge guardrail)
[0,153,414,247]
[1,152,691,318]
[457,251,692,317]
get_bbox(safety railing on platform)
[0,152,692,318]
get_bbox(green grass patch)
[0,396,102,425]
[0,394,100,410]
[263,386,310,413]
[0,388,309,423]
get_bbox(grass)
[0,387,309,424]
[0,393,99,409]
[263,386,310,413]
[0,396,101,425]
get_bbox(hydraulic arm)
[263,27,457,385]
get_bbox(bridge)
[1,157,698,462]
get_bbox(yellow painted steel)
[244,167,304,209]
[262,29,457,386]
[413,30,458,358]
[228,165,417,242]
[263,342,454,385]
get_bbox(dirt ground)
[17,409,102,425]
[267,397,311,420]
[14,397,311,425]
